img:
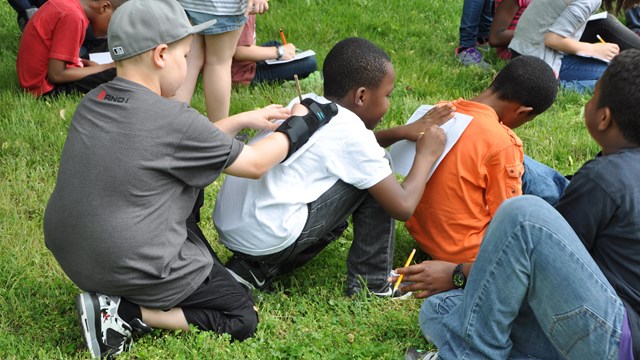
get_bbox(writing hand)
[403,103,455,142]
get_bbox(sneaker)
[476,36,490,51]
[455,47,491,69]
[347,282,413,299]
[76,292,147,359]
[371,283,413,300]
[225,255,271,291]
[405,347,438,360]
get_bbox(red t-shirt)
[405,99,524,263]
[231,15,257,86]
[16,0,87,96]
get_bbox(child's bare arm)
[46,58,114,85]
[374,103,454,148]
[368,125,446,220]
[214,105,291,135]
[544,32,619,62]
[489,0,520,47]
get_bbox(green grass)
[0,0,598,358]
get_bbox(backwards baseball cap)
[108,0,216,61]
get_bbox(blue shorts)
[185,10,247,35]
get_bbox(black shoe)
[405,347,438,360]
[225,255,271,291]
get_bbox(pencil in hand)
[393,248,416,294]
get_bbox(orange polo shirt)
[405,99,524,263]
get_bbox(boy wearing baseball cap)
[43,0,336,357]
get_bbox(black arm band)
[275,98,338,161]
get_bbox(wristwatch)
[276,45,284,60]
[452,263,466,289]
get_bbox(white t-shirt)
[213,95,392,256]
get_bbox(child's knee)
[229,306,259,341]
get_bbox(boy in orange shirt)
[403,55,558,296]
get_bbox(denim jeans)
[627,7,640,30]
[253,41,318,84]
[558,55,607,93]
[419,196,625,359]
[521,155,569,206]
[459,0,494,48]
[240,180,395,294]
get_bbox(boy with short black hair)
[214,37,454,297]
[402,55,559,296]
[397,48,640,360]
[16,0,123,96]
[43,0,336,357]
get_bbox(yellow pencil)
[596,34,606,44]
[393,248,416,293]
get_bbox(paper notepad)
[389,105,473,179]
[89,52,113,65]
[265,50,315,65]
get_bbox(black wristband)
[275,98,338,161]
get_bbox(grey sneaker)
[76,293,149,359]
[456,47,491,69]
[405,348,438,360]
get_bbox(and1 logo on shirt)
[97,90,129,103]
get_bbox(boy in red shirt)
[16,0,124,96]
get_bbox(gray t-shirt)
[44,77,243,309]
[509,0,601,75]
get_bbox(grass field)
[0,0,599,359]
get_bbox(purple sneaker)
[456,47,491,69]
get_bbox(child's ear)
[354,87,367,107]
[598,106,613,131]
[100,0,113,14]
[516,105,534,118]
[152,44,169,68]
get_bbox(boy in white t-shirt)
[214,37,454,296]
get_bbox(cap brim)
[191,19,217,34]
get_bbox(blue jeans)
[252,41,318,84]
[521,155,569,206]
[627,7,640,30]
[419,196,625,359]
[459,0,494,48]
[236,180,395,295]
[558,55,607,93]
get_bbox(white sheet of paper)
[389,105,473,179]
[89,52,113,65]
[588,11,607,21]
[265,49,316,65]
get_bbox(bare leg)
[202,28,243,122]
[172,34,205,105]
[140,307,189,331]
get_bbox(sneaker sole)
[76,293,101,358]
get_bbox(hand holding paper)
[389,105,473,179]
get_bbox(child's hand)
[403,103,455,142]
[587,42,620,62]
[388,260,457,299]
[290,102,309,116]
[246,0,269,16]
[415,124,446,161]
[281,44,296,61]
[244,104,291,131]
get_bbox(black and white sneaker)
[76,292,149,359]
[225,255,271,291]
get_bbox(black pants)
[178,191,258,341]
[43,68,116,97]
